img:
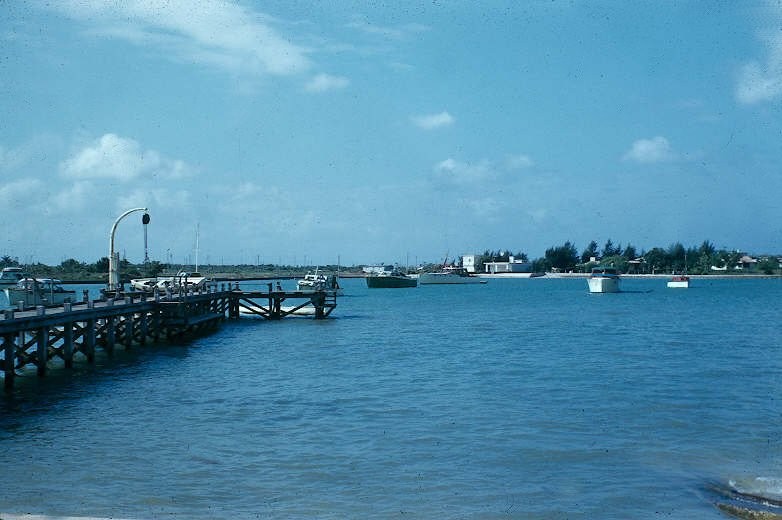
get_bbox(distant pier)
[0,283,336,391]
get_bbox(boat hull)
[587,276,620,293]
[366,276,417,288]
[667,279,690,288]
[5,287,76,307]
[418,273,485,284]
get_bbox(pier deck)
[0,285,337,390]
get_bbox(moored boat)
[366,268,417,288]
[0,267,25,288]
[587,267,620,293]
[667,275,690,288]
[5,278,76,307]
[296,269,343,295]
[418,266,486,285]
[129,271,213,293]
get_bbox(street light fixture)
[107,207,149,292]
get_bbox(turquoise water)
[1,277,781,518]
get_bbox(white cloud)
[434,158,495,184]
[0,178,45,208]
[117,188,192,214]
[622,136,677,163]
[346,16,430,40]
[411,111,454,130]
[0,135,64,172]
[305,73,350,93]
[51,1,310,78]
[736,3,782,105]
[60,133,192,182]
[49,181,95,214]
[505,154,534,170]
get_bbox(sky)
[2,1,782,267]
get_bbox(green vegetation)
[0,255,357,282]
[527,239,781,275]
[1,238,780,281]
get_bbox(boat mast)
[195,223,200,272]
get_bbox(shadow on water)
[0,340,191,417]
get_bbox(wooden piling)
[3,333,14,391]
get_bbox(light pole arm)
[108,207,148,291]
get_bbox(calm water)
[1,277,781,519]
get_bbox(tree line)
[475,240,780,275]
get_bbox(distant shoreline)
[540,272,780,279]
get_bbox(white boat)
[0,267,25,288]
[296,269,343,295]
[130,277,161,292]
[667,275,690,288]
[130,271,213,293]
[5,278,76,307]
[587,267,620,293]
[419,266,487,285]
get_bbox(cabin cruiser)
[296,270,343,295]
[587,267,621,293]
[366,267,418,288]
[5,278,76,307]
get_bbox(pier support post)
[63,322,74,369]
[312,294,325,319]
[85,319,96,363]
[125,313,135,349]
[36,327,49,377]
[106,317,115,354]
[3,333,15,391]
[139,310,148,346]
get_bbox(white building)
[484,256,532,274]
[462,255,477,273]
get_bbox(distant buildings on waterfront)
[466,255,532,274]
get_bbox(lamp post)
[108,207,149,292]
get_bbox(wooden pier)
[0,283,337,391]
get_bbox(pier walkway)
[0,284,337,390]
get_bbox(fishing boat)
[5,278,76,307]
[0,267,25,288]
[418,266,486,285]
[366,268,418,288]
[587,267,620,293]
[667,275,690,288]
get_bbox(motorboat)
[587,267,620,293]
[296,270,343,295]
[5,278,76,307]
[130,271,213,293]
[667,275,690,288]
[172,271,212,291]
[0,267,25,288]
[418,266,487,285]
[130,277,160,292]
[366,268,418,288]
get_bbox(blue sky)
[2,1,781,267]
